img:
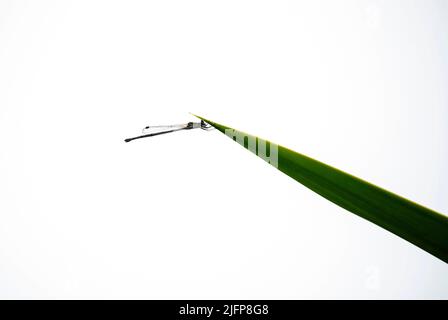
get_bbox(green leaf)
[194,115,448,263]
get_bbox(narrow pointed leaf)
[195,115,448,263]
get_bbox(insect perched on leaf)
[124,120,213,143]
[125,115,448,263]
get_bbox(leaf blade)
[195,115,448,263]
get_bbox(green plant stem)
[194,115,448,263]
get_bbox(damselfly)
[124,120,213,143]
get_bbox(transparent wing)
[141,123,189,134]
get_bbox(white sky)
[0,0,447,299]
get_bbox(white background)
[1,0,447,299]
